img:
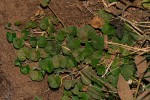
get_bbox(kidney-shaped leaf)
[30,37,37,48]
[101,23,116,35]
[48,75,61,89]
[20,65,30,75]
[39,58,54,73]
[51,55,59,68]
[37,36,48,48]
[6,32,16,43]
[29,49,40,61]
[13,38,24,49]
[30,70,43,81]
[17,48,26,61]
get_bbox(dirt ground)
[0,0,149,100]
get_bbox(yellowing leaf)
[90,16,104,28]
[117,74,133,100]
[134,55,148,74]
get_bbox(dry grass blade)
[134,55,148,74]
[117,74,133,100]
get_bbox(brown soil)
[0,0,149,100]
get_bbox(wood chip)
[117,74,133,100]
[89,16,104,28]
[134,55,148,74]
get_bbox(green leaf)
[34,96,43,100]
[77,25,90,43]
[96,65,106,76]
[143,2,150,9]
[63,90,73,97]
[47,22,55,34]
[40,17,49,30]
[121,64,136,80]
[30,37,37,48]
[78,92,89,100]
[26,20,37,29]
[13,38,24,49]
[63,26,77,36]
[30,70,43,81]
[14,59,22,67]
[38,48,48,58]
[6,32,16,43]
[127,35,135,46]
[61,95,69,100]
[29,49,40,61]
[22,47,31,59]
[91,36,104,50]
[37,36,48,48]
[91,59,99,68]
[97,9,112,22]
[48,75,61,89]
[44,41,61,56]
[72,96,79,100]
[67,38,80,50]
[20,65,30,75]
[49,15,59,25]
[14,21,22,26]
[101,23,116,35]
[21,29,30,40]
[40,0,49,7]
[51,55,60,68]
[92,50,102,59]
[64,80,76,90]
[56,30,67,41]
[80,47,93,59]
[59,55,67,68]
[108,0,118,3]
[17,48,26,61]
[143,0,150,2]
[51,55,67,68]
[67,57,77,68]
[39,58,54,73]
[71,84,79,95]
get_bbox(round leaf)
[48,75,61,89]
[37,36,48,48]
[29,49,40,61]
[17,48,26,61]
[101,23,116,35]
[39,58,54,73]
[20,65,30,75]
[14,59,22,67]
[30,70,43,81]
[6,32,16,43]
[13,38,24,49]
[26,20,37,29]
[59,55,67,68]
[40,17,49,30]
[96,65,106,76]
[51,55,60,68]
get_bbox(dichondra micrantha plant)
[6,3,147,99]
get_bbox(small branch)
[102,60,113,77]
